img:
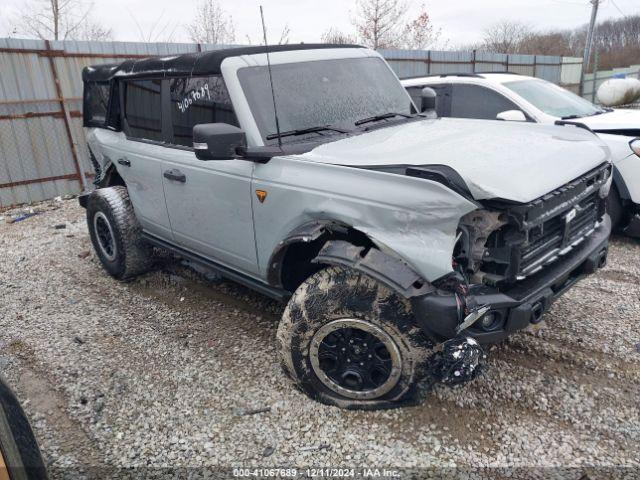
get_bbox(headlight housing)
[631,138,640,157]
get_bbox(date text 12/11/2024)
[232,468,402,478]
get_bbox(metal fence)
[0,39,583,208]
[379,48,583,91]
[0,38,235,208]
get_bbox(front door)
[160,75,258,275]
[161,151,257,275]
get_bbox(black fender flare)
[312,240,434,299]
[266,221,346,288]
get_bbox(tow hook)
[429,337,487,386]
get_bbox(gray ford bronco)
[80,44,612,409]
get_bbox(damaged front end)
[412,162,613,345]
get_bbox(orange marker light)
[255,190,267,203]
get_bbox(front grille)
[519,191,600,276]
[480,163,610,285]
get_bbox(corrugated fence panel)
[0,38,229,208]
[380,49,567,82]
[379,49,430,79]
[561,57,582,87]
[535,55,562,84]
[0,38,80,207]
[507,53,535,77]
[430,50,474,75]
[475,51,507,73]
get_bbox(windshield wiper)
[266,125,349,140]
[354,112,413,126]
[592,108,613,116]
[560,114,585,120]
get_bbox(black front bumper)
[412,215,611,344]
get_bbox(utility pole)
[580,0,600,96]
[583,0,600,71]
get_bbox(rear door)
[160,75,258,275]
[110,79,173,239]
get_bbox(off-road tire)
[86,186,153,280]
[277,265,434,409]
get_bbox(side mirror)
[496,110,527,122]
[193,123,247,160]
[420,87,437,113]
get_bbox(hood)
[579,108,640,133]
[297,117,610,203]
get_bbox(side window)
[124,79,163,142]
[84,81,110,126]
[169,76,239,147]
[450,84,520,120]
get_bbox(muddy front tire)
[277,266,434,409]
[86,186,153,280]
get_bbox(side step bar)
[141,232,290,302]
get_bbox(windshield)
[238,57,414,143]
[504,79,607,119]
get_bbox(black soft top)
[82,44,363,82]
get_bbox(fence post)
[45,40,88,190]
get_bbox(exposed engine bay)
[452,162,612,290]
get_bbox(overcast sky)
[0,0,637,47]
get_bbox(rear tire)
[277,265,434,409]
[86,186,153,280]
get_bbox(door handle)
[163,169,186,183]
[117,158,131,167]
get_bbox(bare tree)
[186,0,235,45]
[482,14,640,71]
[353,0,445,50]
[277,24,291,45]
[480,20,533,54]
[245,24,293,46]
[130,9,180,43]
[321,28,357,45]
[400,4,444,50]
[15,0,112,41]
[353,0,407,49]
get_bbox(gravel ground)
[0,198,638,477]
